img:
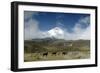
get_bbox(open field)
[24,51,90,62]
[24,38,90,62]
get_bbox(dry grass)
[24,51,90,62]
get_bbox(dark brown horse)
[52,52,57,56]
[43,52,48,57]
[62,52,68,55]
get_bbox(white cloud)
[63,16,90,40]
[78,16,90,26]
[24,11,38,20]
[24,19,40,40]
[79,26,90,40]
[24,18,50,40]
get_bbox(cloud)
[78,16,90,26]
[24,11,38,21]
[24,11,42,40]
[24,13,90,40]
[24,17,50,40]
[63,16,90,40]
[79,26,90,40]
[24,18,39,40]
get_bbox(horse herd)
[40,51,68,57]
[30,51,80,58]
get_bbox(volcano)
[48,27,64,39]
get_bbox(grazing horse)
[43,52,48,57]
[52,52,57,56]
[62,52,67,55]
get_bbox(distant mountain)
[31,26,66,42]
[32,37,58,43]
[25,26,90,41]
[48,27,64,39]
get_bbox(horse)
[42,52,48,57]
[62,52,67,55]
[52,52,57,56]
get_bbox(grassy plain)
[24,38,90,62]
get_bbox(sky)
[24,11,90,40]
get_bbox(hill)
[24,38,90,53]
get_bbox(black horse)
[43,52,48,57]
[52,52,57,56]
[62,52,67,55]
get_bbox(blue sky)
[24,11,90,32]
[24,11,90,40]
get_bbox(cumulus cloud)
[24,19,39,40]
[24,17,50,40]
[24,11,42,40]
[63,16,90,40]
